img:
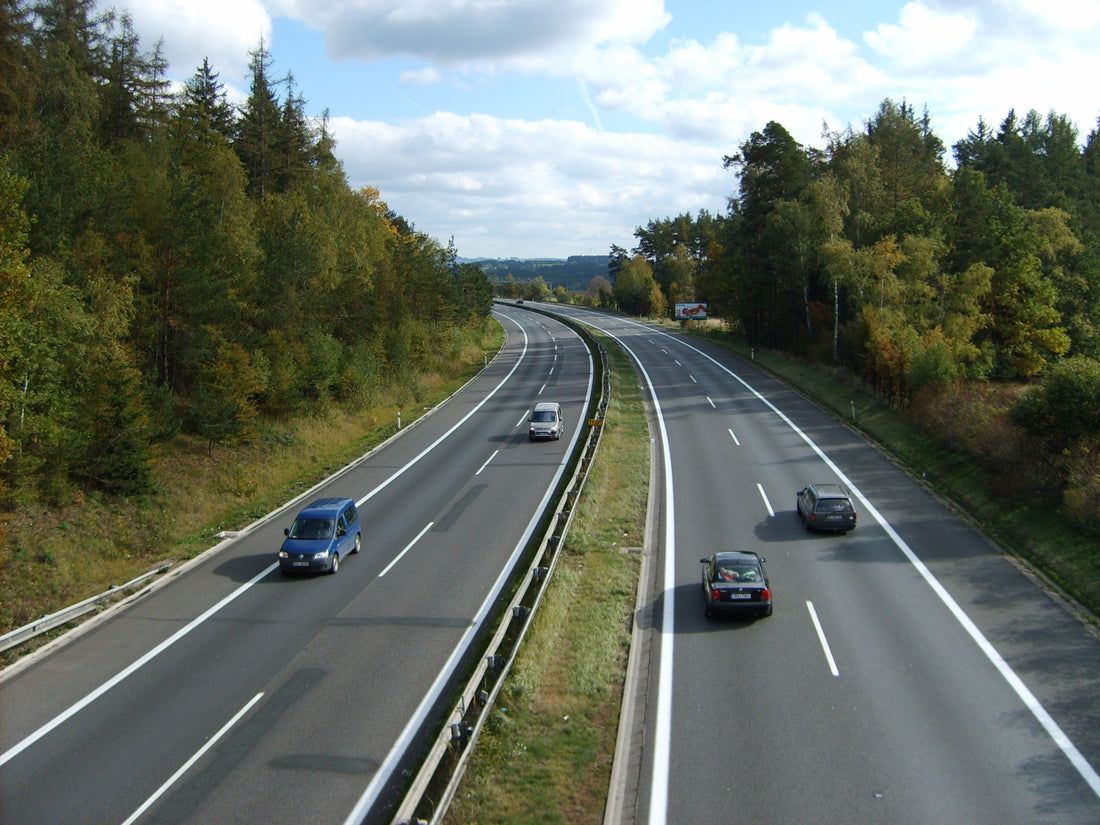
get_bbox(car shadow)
[647,583,772,635]
[211,552,283,583]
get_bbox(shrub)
[1012,355,1100,449]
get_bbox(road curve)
[0,307,592,825]
[539,305,1100,825]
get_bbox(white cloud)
[94,1,1100,258]
[329,112,730,257]
[273,0,670,65]
[400,67,442,85]
[864,2,978,68]
[105,0,271,85]
[586,16,885,146]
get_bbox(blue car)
[279,497,361,575]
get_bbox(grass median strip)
[444,335,648,825]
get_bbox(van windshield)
[532,411,557,422]
[289,518,335,540]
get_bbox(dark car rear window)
[715,561,762,582]
[817,499,853,513]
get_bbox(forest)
[0,0,493,505]
[615,100,1100,531]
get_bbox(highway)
[0,307,592,825]
[539,306,1100,825]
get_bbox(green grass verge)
[443,336,648,825]
[445,315,1099,825]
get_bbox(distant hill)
[463,255,611,291]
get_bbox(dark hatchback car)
[796,483,857,532]
[700,551,772,619]
[279,497,361,575]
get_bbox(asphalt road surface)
[540,305,1100,825]
[0,306,592,825]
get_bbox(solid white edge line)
[806,601,840,677]
[340,318,597,825]
[632,317,1100,801]
[3,314,534,768]
[1,563,276,767]
[119,692,265,825]
[356,316,532,508]
[378,522,434,578]
[548,316,675,825]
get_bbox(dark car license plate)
[292,561,309,567]
[727,593,751,600]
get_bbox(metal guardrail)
[0,565,172,654]
[390,314,610,825]
[2,303,608,825]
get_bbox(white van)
[528,402,565,441]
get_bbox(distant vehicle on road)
[528,401,565,440]
[796,483,857,532]
[700,551,772,618]
[279,497,361,574]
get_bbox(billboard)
[675,302,708,320]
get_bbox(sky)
[102,0,1100,260]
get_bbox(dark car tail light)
[711,588,722,601]
[761,588,771,601]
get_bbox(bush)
[1012,355,1100,448]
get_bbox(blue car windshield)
[289,518,335,540]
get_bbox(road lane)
[540,305,1100,825]
[0,307,593,825]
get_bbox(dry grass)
[0,323,503,639]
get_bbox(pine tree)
[234,42,281,199]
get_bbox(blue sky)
[107,0,1100,259]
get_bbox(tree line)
[0,0,493,501]
[615,99,1100,526]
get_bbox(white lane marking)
[807,601,840,677]
[689,374,696,383]
[119,693,265,825]
[4,315,534,767]
[538,383,547,395]
[757,483,775,517]
[549,321,676,825]
[476,450,499,475]
[378,522,434,578]
[2,563,275,767]
[706,396,716,408]
[516,410,530,428]
[355,317,531,508]
[342,324,597,825]
[613,314,1100,803]
[728,428,741,447]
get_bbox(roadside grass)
[0,323,504,647]
[443,336,648,825]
